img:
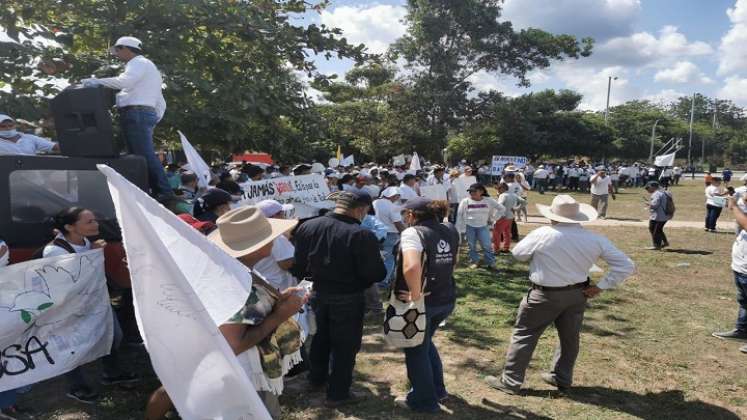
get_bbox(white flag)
[0,251,112,392]
[409,152,421,171]
[179,130,212,189]
[98,165,271,420]
[654,152,675,167]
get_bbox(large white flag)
[409,152,421,171]
[654,152,676,167]
[179,130,212,189]
[0,251,112,392]
[98,165,271,420]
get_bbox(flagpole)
[687,93,695,169]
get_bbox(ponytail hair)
[52,207,87,234]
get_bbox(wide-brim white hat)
[208,206,297,258]
[536,194,597,224]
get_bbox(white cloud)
[594,26,713,69]
[717,76,747,106]
[502,0,641,41]
[718,0,747,75]
[319,5,407,55]
[644,89,687,105]
[552,64,637,110]
[654,61,713,84]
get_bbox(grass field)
[14,179,747,420]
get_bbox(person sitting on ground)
[43,207,138,404]
[145,206,307,419]
[0,113,59,155]
[712,195,747,355]
[456,183,504,271]
[486,195,634,395]
[193,188,232,223]
[394,198,459,413]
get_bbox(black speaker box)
[50,85,117,157]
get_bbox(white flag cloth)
[341,154,355,167]
[410,152,421,171]
[654,152,675,167]
[179,130,212,189]
[98,165,271,420]
[0,251,112,392]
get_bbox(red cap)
[177,213,216,235]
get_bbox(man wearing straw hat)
[486,195,634,394]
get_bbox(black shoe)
[541,373,570,392]
[484,376,519,395]
[100,372,140,386]
[712,329,747,341]
[66,386,98,404]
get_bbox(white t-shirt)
[400,227,424,252]
[0,239,8,267]
[399,184,419,201]
[533,169,548,179]
[373,198,403,233]
[732,230,747,274]
[42,234,91,257]
[0,134,56,156]
[253,235,297,291]
[705,185,725,207]
[590,175,612,195]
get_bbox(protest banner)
[491,155,528,175]
[420,184,448,200]
[238,174,332,218]
[654,152,675,167]
[392,154,406,166]
[179,131,212,189]
[453,176,476,202]
[341,154,355,167]
[0,250,113,392]
[100,165,272,420]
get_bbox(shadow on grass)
[523,387,741,420]
[664,249,713,255]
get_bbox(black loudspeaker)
[50,85,117,157]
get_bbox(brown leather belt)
[119,105,155,112]
[531,279,590,291]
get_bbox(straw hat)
[536,195,597,224]
[208,206,297,258]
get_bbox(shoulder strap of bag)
[53,238,76,254]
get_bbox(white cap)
[111,36,142,52]
[0,114,14,123]
[310,162,326,174]
[256,199,294,218]
[381,186,401,198]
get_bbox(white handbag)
[383,230,428,348]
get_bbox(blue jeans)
[705,205,723,230]
[466,225,495,266]
[404,303,455,412]
[379,232,400,288]
[735,271,747,332]
[121,108,173,197]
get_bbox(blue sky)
[298,0,747,109]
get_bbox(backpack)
[664,192,675,217]
[30,238,76,260]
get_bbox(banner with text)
[491,155,528,175]
[239,174,331,213]
[0,250,113,392]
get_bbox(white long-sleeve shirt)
[511,223,634,290]
[86,55,166,120]
[456,197,505,233]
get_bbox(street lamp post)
[649,119,660,163]
[687,93,696,169]
[604,76,618,124]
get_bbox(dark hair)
[181,172,198,185]
[53,207,88,234]
[122,46,142,55]
[410,200,449,224]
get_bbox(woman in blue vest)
[393,198,460,413]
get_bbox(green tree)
[0,0,365,161]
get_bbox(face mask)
[0,130,18,138]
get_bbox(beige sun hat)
[208,206,297,258]
[536,194,598,224]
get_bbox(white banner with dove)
[0,250,113,392]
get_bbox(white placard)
[491,155,528,175]
[420,184,448,200]
[239,174,331,208]
[453,176,476,202]
[0,250,113,392]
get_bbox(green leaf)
[21,310,32,324]
[37,302,54,311]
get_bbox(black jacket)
[292,212,386,295]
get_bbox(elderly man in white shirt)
[486,195,634,395]
[0,114,59,155]
[81,36,172,200]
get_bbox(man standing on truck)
[81,36,173,201]
[0,114,59,155]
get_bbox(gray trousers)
[591,194,609,218]
[502,288,587,389]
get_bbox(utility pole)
[604,76,617,124]
[687,93,695,169]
